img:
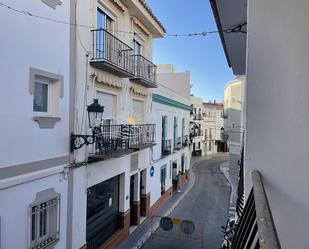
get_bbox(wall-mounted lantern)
[71,99,104,152]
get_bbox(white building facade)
[211,0,309,247]
[203,101,226,154]
[0,1,73,249]
[69,1,165,249]
[190,96,205,157]
[223,77,245,170]
[150,65,192,211]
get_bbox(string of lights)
[0,1,247,37]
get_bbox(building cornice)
[152,94,192,111]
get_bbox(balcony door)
[173,117,177,149]
[96,8,113,60]
[133,39,143,78]
[182,118,185,140]
[162,116,167,151]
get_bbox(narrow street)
[143,154,231,249]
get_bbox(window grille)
[29,194,60,249]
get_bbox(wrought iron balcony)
[130,55,157,88]
[174,137,182,150]
[221,110,228,119]
[232,171,281,249]
[162,139,172,156]
[90,29,134,78]
[193,113,203,120]
[182,135,189,147]
[190,128,203,138]
[128,124,156,149]
[88,125,131,162]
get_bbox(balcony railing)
[87,124,155,162]
[130,55,157,88]
[182,135,189,147]
[193,113,203,120]
[221,110,228,119]
[162,139,172,156]
[88,125,131,162]
[174,137,182,150]
[191,129,203,138]
[128,124,156,149]
[232,171,281,249]
[90,29,134,77]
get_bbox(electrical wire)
[0,1,247,37]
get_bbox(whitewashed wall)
[150,147,190,207]
[152,102,190,160]
[0,171,68,249]
[0,0,71,167]
[245,0,309,247]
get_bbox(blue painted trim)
[152,94,192,111]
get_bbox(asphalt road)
[143,155,231,249]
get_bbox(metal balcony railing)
[90,29,134,77]
[130,54,157,87]
[162,139,172,156]
[174,137,182,150]
[128,124,156,149]
[190,129,203,138]
[193,113,203,120]
[232,170,281,249]
[182,135,189,147]
[89,125,131,162]
[221,110,228,119]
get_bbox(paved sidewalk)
[220,159,239,217]
[118,157,204,249]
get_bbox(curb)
[220,161,237,218]
[130,158,200,249]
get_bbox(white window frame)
[95,88,118,125]
[97,1,117,30]
[132,98,145,124]
[133,35,144,55]
[29,67,63,129]
[33,77,53,117]
[28,188,60,249]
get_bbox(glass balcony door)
[96,8,113,59]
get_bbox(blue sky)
[147,0,234,102]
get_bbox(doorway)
[130,175,135,226]
[86,176,119,249]
[140,169,147,218]
[172,161,178,191]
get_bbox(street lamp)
[87,98,104,129]
[71,99,104,152]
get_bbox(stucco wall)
[0,170,68,249]
[152,102,190,160]
[150,148,190,207]
[245,0,309,247]
[0,0,70,167]
[157,71,191,100]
